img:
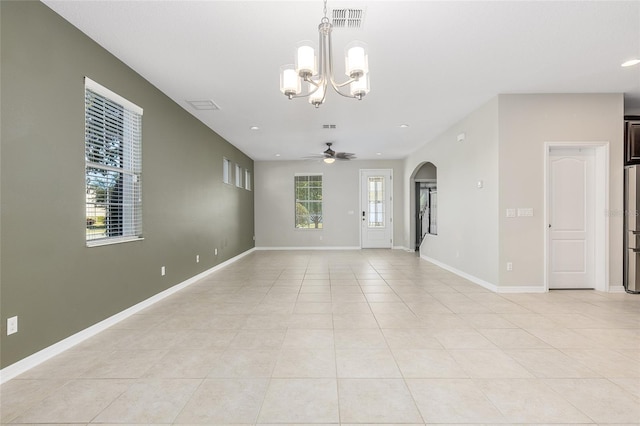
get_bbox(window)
[295,174,323,229]
[85,78,143,246]
[245,169,252,191]
[235,164,243,187]
[223,158,231,184]
[368,177,385,227]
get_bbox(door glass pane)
[368,177,385,228]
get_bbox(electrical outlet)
[161,266,166,276]
[7,316,18,335]
[196,254,200,263]
[506,262,513,271]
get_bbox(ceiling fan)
[308,142,356,163]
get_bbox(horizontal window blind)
[85,78,142,244]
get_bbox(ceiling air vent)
[322,124,337,129]
[331,7,365,29]
[186,99,220,111]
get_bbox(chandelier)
[279,0,370,108]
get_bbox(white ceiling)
[43,0,640,161]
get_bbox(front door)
[548,147,595,289]
[361,169,393,248]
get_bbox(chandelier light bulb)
[345,41,368,78]
[309,80,326,107]
[296,41,317,77]
[280,64,301,98]
[350,73,370,99]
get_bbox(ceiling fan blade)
[336,152,356,160]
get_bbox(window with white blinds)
[85,77,143,246]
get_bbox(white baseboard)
[254,246,361,251]
[0,248,255,384]
[495,285,547,294]
[608,285,627,293]
[420,254,546,294]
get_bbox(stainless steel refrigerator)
[623,166,640,293]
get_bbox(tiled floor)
[2,249,640,425]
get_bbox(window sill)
[86,236,144,248]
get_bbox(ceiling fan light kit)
[279,0,370,108]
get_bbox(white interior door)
[548,147,595,289]
[361,169,392,248]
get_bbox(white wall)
[255,160,405,249]
[404,98,500,285]
[498,93,624,289]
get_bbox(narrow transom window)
[295,174,323,229]
[223,158,231,184]
[245,169,252,191]
[85,77,143,246]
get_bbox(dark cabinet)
[625,116,640,165]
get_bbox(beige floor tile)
[527,328,603,349]
[174,378,269,424]
[476,378,592,423]
[228,330,286,349]
[406,378,505,423]
[562,348,640,378]
[332,313,379,329]
[207,349,279,378]
[478,328,552,349]
[334,328,388,349]
[434,329,497,349]
[282,329,334,348]
[175,329,237,350]
[143,349,223,378]
[610,377,640,399]
[241,313,291,329]
[332,301,372,314]
[374,312,424,329]
[504,348,600,378]
[382,328,443,349]
[458,313,518,329]
[80,350,166,379]
[197,314,248,329]
[272,348,336,378]
[293,302,333,314]
[288,313,333,329]
[12,379,129,424]
[338,378,423,423]
[393,349,468,378]
[257,378,339,423]
[336,349,401,378]
[417,313,472,329]
[545,378,640,423]
[93,379,200,423]
[450,349,534,378]
[0,379,67,423]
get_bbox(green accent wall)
[0,1,254,369]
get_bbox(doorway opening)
[410,162,437,251]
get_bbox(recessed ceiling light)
[275,153,281,157]
[376,152,382,156]
[399,124,409,128]
[622,59,640,67]
[250,126,260,130]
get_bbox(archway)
[409,162,437,251]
